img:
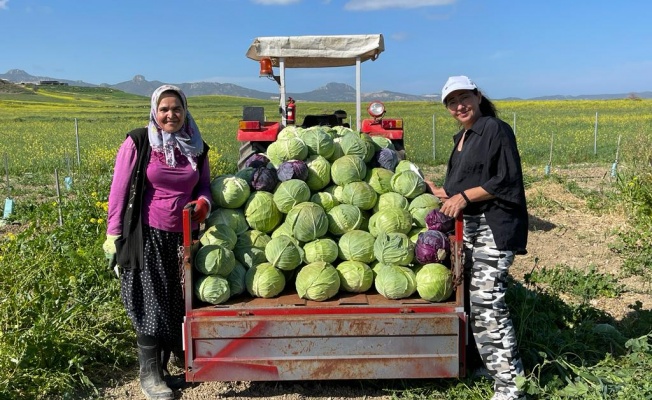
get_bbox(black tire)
[392,140,406,160]
[238,141,269,171]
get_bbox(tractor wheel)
[238,141,269,170]
[392,140,406,161]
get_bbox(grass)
[0,87,651,399]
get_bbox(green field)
[2,85,651,179]
[1,87,651,399]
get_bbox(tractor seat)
[301,114,340,128]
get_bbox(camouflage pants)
[463,214,525,399]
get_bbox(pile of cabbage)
[194,125,455,305]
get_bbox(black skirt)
[120,225,184,341]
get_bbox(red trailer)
[181,208,468,382]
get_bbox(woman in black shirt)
[430,76,527,400]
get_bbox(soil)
[89,165,651,399]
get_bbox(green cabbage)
[266,137,308,167]
[330,155,367,186]
[324,184,346,203]
[244,191,282,233]
[327,204,363,236]
[336,261,374,293]
[408,227,428,244]
[390,170,426,199]
[368,206,413,237]
[285,202,329,242]
[210,175,251,209]
[374,264,417,300]
[205,208,249,235]
[295,262,340,301]
[415,263,454,302]
[373,192,409,213]
[194,244,236,277]
[194,274,231,304]
[371,135,395,151]
[341,181,378,210]
[408,193,441,228]
[265,235,304,271]
[327,137,344,162]
[373,232,415,266]
[235,167,255,185]
[271,223,296,241]
[365,167,394,194]
[277,125,302,139]
[310,192,340,212]
[226,261,247,296]
[303,238,339,264]
[273,179,311,213]
[245,262,286,298]
[395,160,424,178]
[337,230,376,263]
[200,224,237,250]
[305,155,332,191]
[233,230,271,268]
[339,132,368,160]
[301,127,335,158]
[359,134,377,162]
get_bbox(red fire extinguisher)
[286,97,296,125]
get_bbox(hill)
[0,69,433,102]
[4,69,652,101]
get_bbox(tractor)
[237,34,405,169]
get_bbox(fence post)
[545,132,554,175]
[75,118,81,167]
[513,112,517,135]
[55,168,63,226]
[3,153,12,219]
[432,114,436,160]
[594,112,598,155]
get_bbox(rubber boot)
[138,341,174,400]
[160,348,186,389]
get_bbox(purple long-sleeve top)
[106,136,211,235]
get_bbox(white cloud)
[391,32,409,41]
[345,0,456,11]
[489,50,512,60]
[251,0,301,5]
[0,0,9,10]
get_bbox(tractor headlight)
[367,101,385,118]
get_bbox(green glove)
[103,234,120,260]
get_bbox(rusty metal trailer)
[181,208,468,382]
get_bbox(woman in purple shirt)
[102,85,211,399]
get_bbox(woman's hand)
[424,180,449,202]
[187,197,211,223]
[440,193,467,218]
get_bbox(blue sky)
[1,0,651,99]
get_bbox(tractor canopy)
[246,34,385,68]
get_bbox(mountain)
[2,69,651,101]
[1,69,97,88]
[0,69,434,102]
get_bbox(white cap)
[441,75,477,104]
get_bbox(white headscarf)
[147,84,204,170]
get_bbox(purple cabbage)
[415,230,450,265]
[251,167,279,192]
[371,148,399,171]
[245,153,270,169]
[277,160,309,182]
[425,209,454,233]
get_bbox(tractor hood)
[246,34,384,68]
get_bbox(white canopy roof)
[245,34,384,68]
